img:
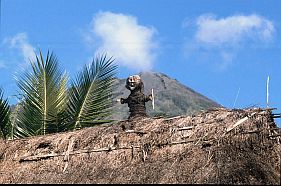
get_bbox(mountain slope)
[112,71,222,120]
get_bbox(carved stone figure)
[120,75,152,119]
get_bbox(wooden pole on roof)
[151,88,154,110]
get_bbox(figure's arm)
[144,94,153,102]
[120,98,128,104]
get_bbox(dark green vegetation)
[0,88,10,138]
[0,50,117,139]
[112,71,222,120]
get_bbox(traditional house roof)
[0,107,280,184]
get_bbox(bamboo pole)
[151,88,154,110]
[233,87,240,108]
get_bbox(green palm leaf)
[66,54,117,130]
[15,50,68,137]
[0,88,11,139]
[9,100,26,139]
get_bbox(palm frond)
[66,54,117,130]
[15,50,68,137]
[11,99,40,138]
[0,88,11,139]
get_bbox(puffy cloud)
[6,33,36,63]
[183,14,275,71]
[195,14,274,45]
[87,11,158,71]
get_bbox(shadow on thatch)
[0,107,280,184]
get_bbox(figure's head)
[125,75,144,92]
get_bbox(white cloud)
[183,14,275,71]
[6,33,36,63]
[87,11,158,71]
[195,14,275,45]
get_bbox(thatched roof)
[0,108,280,184]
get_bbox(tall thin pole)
[266,75,270,108]
[233,87,240,108]
[151,89,154,110]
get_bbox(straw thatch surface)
[0,108,280,184]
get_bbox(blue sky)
[0,0,280,125]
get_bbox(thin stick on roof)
[233,87,240,108]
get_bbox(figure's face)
[126,75,141,91]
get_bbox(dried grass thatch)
[0,107,280,184]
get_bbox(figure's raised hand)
[120,98,126,104]
[148,94,153,101]
[145,94,153,102]
[116,98,125,104]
